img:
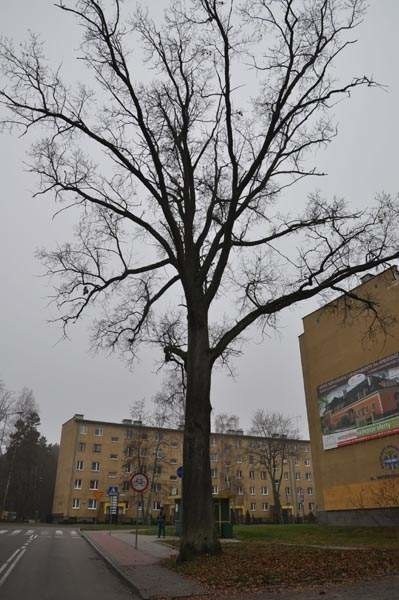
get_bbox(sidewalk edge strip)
[80,531,147,599]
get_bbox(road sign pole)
[135,498,139,549]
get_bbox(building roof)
[64,414,310,443]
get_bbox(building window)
[250,502,256,511]
[79,425,88,435]
[305,446,310,452]
[170,475,177,480]
[250,486,255,495]
[237,486,244,495]
[111,436,119,442]
[108,471,117,478]
[284,472,289,479]
[260,486,268,495]
[122,481,129,491]
[210,437,217,446]
[248,455,254,464]
[74,479,82,489]
[260,471,267,480]
[170,458,177,464]
[304,459,311,466]
[170,440,178,448]
[308,502,315,511]
[78,442,86,452]
[211,468,218,478]
[93,444,102,453]
[151,482,161,492]
[76,460,84,471]
[110,453,118,459]
[212,485,218,495]
[72,498,80,509]
[125,428,133,439]
[297,487,303,496]
[153,501,161,510]
[89,479,99,490]
[236,456,243,463]
[249,470,255,479]
[262,502,268,511]
[236,469,242,479]
[285,486,291,495]
[307,487,313,495]
[295,472,301,480]
[235,439,241,449]
[294,458,299,466]
[171,487,178,496]
[210,454,217,462]
[91,461,100,471]
[298,502,303,511]
[305,472,312,480]
[124,463,131,473]
[88,498,97,510]
[95,427,103,436]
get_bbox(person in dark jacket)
[157,507,166,538]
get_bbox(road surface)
[0,524,137,599]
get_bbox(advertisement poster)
[318,353,399,450]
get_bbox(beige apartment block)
[52,414,314,523]
[300,267,399,526]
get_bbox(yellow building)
[300,267,399,525]
[52,415,314,523]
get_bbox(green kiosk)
[173,492,233,538]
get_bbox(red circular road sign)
[130,472,149,493]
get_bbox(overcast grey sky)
[1,1,399,444]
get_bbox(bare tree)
[153,366,186,429]
[1,0,399,558]
[125,399,180,524]
[0,381,14,455]
[250,410,299,523]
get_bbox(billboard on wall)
[318,352,399,450]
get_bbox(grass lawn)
[234,523,399,549]
[167,541,399,592]
[166,525,399,592]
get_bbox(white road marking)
[55,529,63,536]
[10,530,21,536]
[0,549,22,576]
[40,530,50,536]
[0,531,6,535]
[0,548,26,587]
[25,529,34,535]
[70,530,79,536]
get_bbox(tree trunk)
[179,306,221,561]
[272,486,284,524]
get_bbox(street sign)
[107,485,119,497]
[130,472,149,493]
[176,466,184,479]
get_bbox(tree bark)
[272,486,284,524]
[179,305,221,560]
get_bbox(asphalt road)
[0,524,137,600]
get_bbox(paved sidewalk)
[81,530,205,599]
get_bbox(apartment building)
[52,414,314,523]
[300,267,399,526]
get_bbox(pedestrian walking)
[157,507,166,538]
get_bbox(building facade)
[300,267,399,526]
[52,414,314,523]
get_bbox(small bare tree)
[250,410,299,523]
[1,0,399,558]
[0,381,14,455]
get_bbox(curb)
[80,530,144,599]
